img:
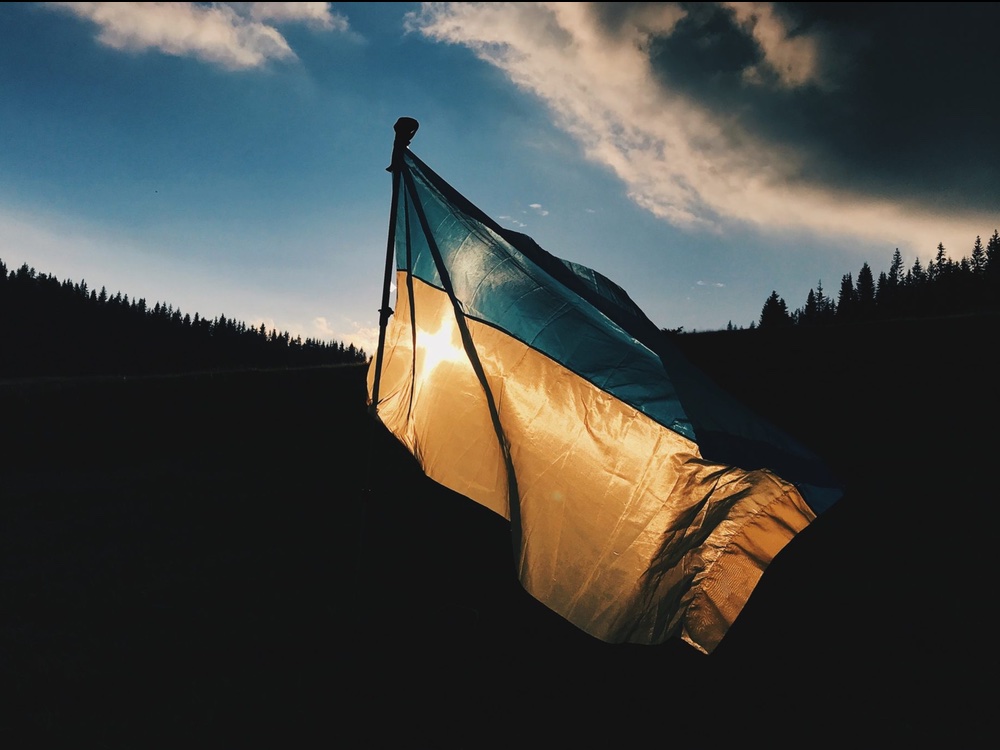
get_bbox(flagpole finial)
[387,117,419,172]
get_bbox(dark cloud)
[637,2,999,215]
[650,4,760,81]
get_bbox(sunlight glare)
[415,311,466,384]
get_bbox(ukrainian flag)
[367,140,841,654]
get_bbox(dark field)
[2,315,994,746]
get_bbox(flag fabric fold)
[367,147,842,653]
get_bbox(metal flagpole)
[356,118,419,611]
[368,116,419,417]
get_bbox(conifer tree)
[986,230,1000,281]
[759,291,792,328]
[802,288,818,324]
[928,242,949,282]
[837,273,856,319]
[856,262,876,318]
[888,248,904,288]
[815,279,833,320]
[875,271,889,310]
[971,235,986,275]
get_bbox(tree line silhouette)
[0,258,368,378]
[751,230,1000,330]
[5,226,999,379]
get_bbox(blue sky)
[2,3,997,355]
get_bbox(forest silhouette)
[749,230,1000,330]
[5,226,998,379]
[0,257,367,379]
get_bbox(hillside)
[2,314,995,746]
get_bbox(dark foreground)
[2,316,994,746]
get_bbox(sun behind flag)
[367,119,842,654]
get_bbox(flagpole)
[356,119,419,620]
[368,116,419,417]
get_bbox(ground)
[2,316,993,746]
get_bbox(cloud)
[46,2,349,70]
[409,2,999,257]
[499,215,527,228]
[243,2,347,30]
[723,2,820,88]
[249,315,279,335]
[345,325,378,358]
[313,316,376,356]
[529,203,549,216]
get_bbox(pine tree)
[837,273,856,319]
[802,288,818,324]
[888,248,904,288]
[971,235,986,275]
[815,279,833,320]
[856,262,876,318]
[875,271,889,310]
[759,291,792,328]
[986,230,1000,280]
[928,242,949,282]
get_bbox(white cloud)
[346,324,379,358]
[246,2,347,30]
[46,2,348,70]
[249,315,279,334]
[723,2,820,88]
[408,2,991,257]
[313,316,376,356]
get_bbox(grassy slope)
[2,315,994,746]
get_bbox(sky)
[2,2,997,356]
